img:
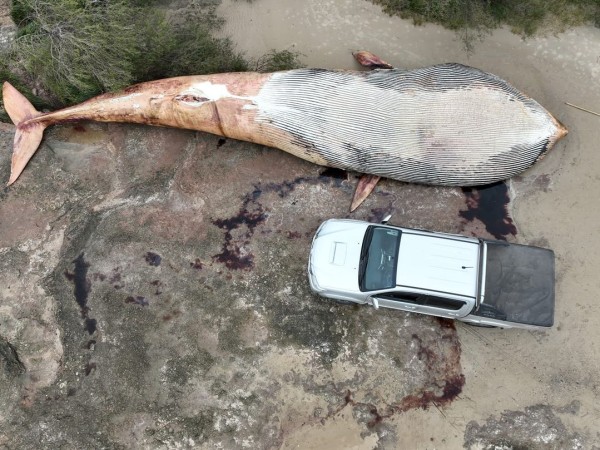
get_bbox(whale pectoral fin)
[351,174,381,212]
[352,51,394,69]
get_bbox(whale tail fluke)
[3,82,46,186]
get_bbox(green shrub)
[1,0,302,113]
[157,23,249,78]
[500,0,599,35]
[0,57,49,122]
[371,0,600,50]
[252,49,305,73]
[137,0,250,78]
[10,0,33,27]
[7,0,150,105]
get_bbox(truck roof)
[395,231,480,298]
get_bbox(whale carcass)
[2,52,567,209]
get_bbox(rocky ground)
[0,121,503,448]
[0,1,14,46]
[2,0,599,448]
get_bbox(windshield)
[359,226,401,291]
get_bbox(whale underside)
[253,63,563,186]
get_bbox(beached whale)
[2,52,567,209]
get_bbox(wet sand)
[218,0,600,447]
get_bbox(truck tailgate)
[475,241,555,327]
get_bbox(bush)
[489,0,599,35]
[0,57,49,122]
[252,49,305,73]
[9,0,147,105]
[371,0,600,50]
[0,0,302,113]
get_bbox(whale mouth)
[536,117,568,162]
[555,119,569,140]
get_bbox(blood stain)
[85,362,97,376]
[64,253,97,335]
[145,252,162,266]
[460,182,517,240]
[319,168,347,187]
[125,296,149,307]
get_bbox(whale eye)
[175,94,210,105]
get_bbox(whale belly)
[252,65,562,185]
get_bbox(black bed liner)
[472,241,555,327]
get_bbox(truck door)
[370,292,421,314]
[370,291,472,318]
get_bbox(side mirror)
[381,214,392,224]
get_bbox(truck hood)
[308,219,369,293]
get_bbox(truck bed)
[472,241,555,327]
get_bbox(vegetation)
[371,0,600,51]
[0,0,302,121]
[252,49,305,72]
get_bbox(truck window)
[422,296,466,311]
[359,226,401,291]
[376,292,466,311]
[376,292,418,302]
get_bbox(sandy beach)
[217,0,600,447]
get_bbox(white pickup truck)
[308,219,555,329]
